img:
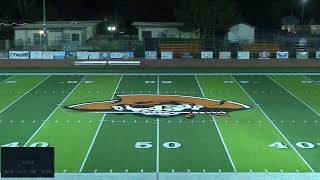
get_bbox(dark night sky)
[1,0,320,28]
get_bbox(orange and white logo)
[66,95,251,118]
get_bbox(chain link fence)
[1,32,320,58]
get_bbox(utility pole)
[301,0,308,25]
[43,0,47,51]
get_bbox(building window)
[142,31,152,39]
[72,34,80,42]
[33,33,41,45]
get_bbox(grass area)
[0,74,319,173]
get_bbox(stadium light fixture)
[39,30,45,35]
[108,26,117,32]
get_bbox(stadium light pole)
[301,0,308,25]
[43,0,47,51]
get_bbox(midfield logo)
[66,95,251,118]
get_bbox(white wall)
[228,24,255,43]
[15,25,97,47]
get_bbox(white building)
[14,21,101,47]
[132,22,199,41]
[227,23,255,43]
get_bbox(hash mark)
[94,169,97,173]
[125,169,128,173]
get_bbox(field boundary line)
[0,75,50,115]
[79,75,123,172]
[23,75,87,147]
[269,76,320,118]
[2,73,320,76]
[0,75,15,85]
[195,75,237,172]
[231,75,315,172]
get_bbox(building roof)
[15,21,102,30]
[131,22,184,27]
[229,23,256,30]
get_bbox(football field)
[0,73,320,175]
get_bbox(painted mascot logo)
[66,95,251,118]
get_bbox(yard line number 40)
[269,141,319,149]
[2,142,49,147]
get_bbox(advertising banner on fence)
[145,51,157,59]
[296,52,308,60]
[161,51,173,60]
[258,51,271,60]
[237,51,250,60]
[77,51,89,60]
[66,51,77,59]
[111,52,123,59]
[88,52,100,59]
[0,51,9,59]
[30,51,43,59]
[53,52,66,60]
[219,52,231,59]
[276,51,289,59]
[9,51,29,59]
[201,51,213,59]
[99,52,111,60]
[123,52,134,59]
[317,51,320,59]
[42,52,54,59]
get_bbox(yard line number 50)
[135,142,182,149]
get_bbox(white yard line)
[79,75,123,172]
[305,76,320,85]
[156,75,160,175]
[23,75,87,147]
[195,75,237,172]
[0,75,50,115]
[0,75,15,85]
[269,76,320,118]
[231,75,315,172]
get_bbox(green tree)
[175,0,240,36]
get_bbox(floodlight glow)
[107,26,117,31]
[39,30,44,35]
